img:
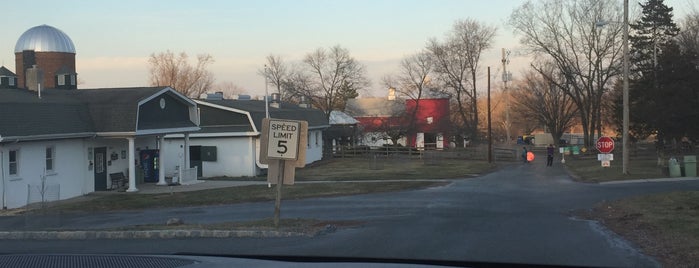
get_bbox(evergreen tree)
[625,0,685,144]
[629,0,680,77]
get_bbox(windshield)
[1,0,698,267]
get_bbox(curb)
[598,177,699,185]
[0,229,314,240]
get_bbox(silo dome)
[14,25,76,53]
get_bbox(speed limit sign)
[267,119,300,160]
[260,118,307,165]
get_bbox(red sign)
[596,136,615,153]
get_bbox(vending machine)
[139,149,159,182]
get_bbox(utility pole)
[501,48,512,144]
[264,64,270,119]
[488,67,492,163]
[622,0,630,175]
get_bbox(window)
[8,149,18,176]
[70,74,76,86]
[57,75,65,86]
[315,132,319,146]
[307,133,311,148]
[9,77,14,86]
[46,147,55,172]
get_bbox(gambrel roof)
[0,87,199,141]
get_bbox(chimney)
[26,65,43,92]
[388,87,396,101]
[270,93,281,108]
[299,95,311,108]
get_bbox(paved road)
[2,162,699,267]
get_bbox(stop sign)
[596,136,615,153]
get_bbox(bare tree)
[509,0,624,146]
[678,10,699,66]
[382,51,434,134]
[259,54,290,100]
[286,45,369,119]
[373,108,411,146]
[148,50,215,98]
[511,66,579,144]
[427,19,496,142]
[214,81,246,99]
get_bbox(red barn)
[405,98,450,149]
[345,96,451,149]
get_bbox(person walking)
[546,144,555,167]
[522,146,528,164]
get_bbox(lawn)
[206,157,496,181]
[55,181,448,212]
[54,156,493,212]
[563,155,666,183]
[582,191,699,267]
[296,157,495,181]
[567,151,699,266]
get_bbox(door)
[189,146,203,177]
[93,147,107,191]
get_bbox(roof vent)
[270,93,281,108]
[234,94,251,100]
[206,92,224,100]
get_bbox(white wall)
[163,136,256,178]
[305,129,324,163]
[163,130,325,178]
[0,139,88,209]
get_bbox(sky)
[1,0,696,97]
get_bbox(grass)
[52,156,493,212]
[295,158,495,181]
[582,191,699,267]
[55,181,448,212]
[563,154,667,183]
[204,157,495,182]
[567,149,699,266]
[112,218,363,234]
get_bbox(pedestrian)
[546,144,555,167]
[522,146,528,164]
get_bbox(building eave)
[135,127,201,136]
[0,132,95,143]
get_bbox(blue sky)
[1,0,695,97]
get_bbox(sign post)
[596,136,615,167]
[260,118,307,228]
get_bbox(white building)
[0,86,200,209]
[161,94,329,178]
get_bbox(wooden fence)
[327,145,519,162]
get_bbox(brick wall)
[15,51,76,89]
